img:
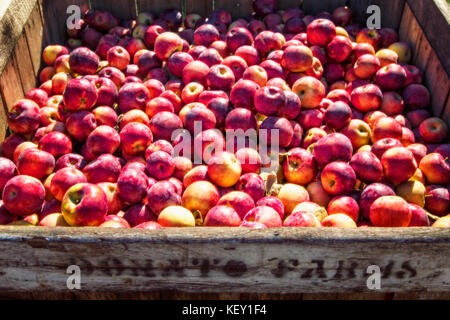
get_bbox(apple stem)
[426,212,440,221]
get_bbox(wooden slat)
[137,0,181,15]
[442,96,450,125]
[393,291,450,300]
[0,0,36,75]
[215,0,253,19]
[278,0,302,10]
[23,1,45,78]
[0,97,8,142]
[12,33,37,93]
[346,0,406,29]
[302,0,346,16]
[407,0,450,78]
[39,0,90,45]
[91,0,136,19]
[399,2,450,119]
[0,226,448,294]
[184,0,213,17]
[0,55,25,109]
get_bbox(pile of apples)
[0,1,449,229]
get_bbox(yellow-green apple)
[207,152,241,188]
[341,119,372,150]
[281,45,313,72]
[388,42,411,63]
[425,185,450,216]
[375,49,398,67]
[312,133,353,168]
[243,206,282,227]
[322,213,357,228]
[277,183,309,215]
[292,76,325,109]
[182,180,219,219]
[396,180,426,207]
[306,19,336,47]
[419,153,450,185]
[283,147,317,185]
[157,205,195,227]
[321,161,356,195]
[369,196,411,227]
[381,147,417,184]
[432,215,450,227]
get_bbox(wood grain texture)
[399,3,450,119]
[302,0,346,16]
[0,0,36,75]
[11,34,36,93]
[0,226,448,294]
[215,0,253,19]
[40,0,90,45]
[442,96,450,125]
[137,0,182,15]
[91,0,137,19]
[0,54,25,109]
[407,0,450,78]
[184,0,213,16]
[346,0,406,29]
[23,2,45,78]
[0,97,8,142]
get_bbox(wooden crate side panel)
[0,227,448,294]
[0,97,8,142]
[137,0,182,15]
[91,0,137,19]
[184,0,213,17]
[0,0,36,75]
[12,34,37,93]
[23,2,45,78]
[346,0,405,29]
[399,3,449,119]
[39,0,90,45]
[302,0,346,16]
[407,0,450,78]
[278,0,302,10]
[442,97,450,125]
[0,55,25,109]
[215,0,253,19]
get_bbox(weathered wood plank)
[302,0,346,16]
[407,0,450,78]
[91,0,137,19]
[278,0,301,10]
[137,0,182,16]
[39,0,90,45]
[184,0,213,17]
[442,96,450,126]
[0,97,8,142]
[0,55,25,109]
[12,33,36,93]
[215,0,253,19]
[346,0,406,29]
[0,227,448,294]
[23,2,45,78]
[0,0,36,75]
[393,291,450,300]
[399,3,450,119]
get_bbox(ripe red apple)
[2,175,45,216]
[306,19,336,47]
[381,147,417,184]
[283,147,317,185]
[419,117,448,144]
[292,76,325,109]
[313,133,353,168]
[83,154,121,183]
[243,206,282,228]
[370,196,411,227]
[419,153,450,185]
[204,205,241,227]
[69,47,99,75]
[321,161,356,196]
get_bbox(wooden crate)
[0,0,449,300]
